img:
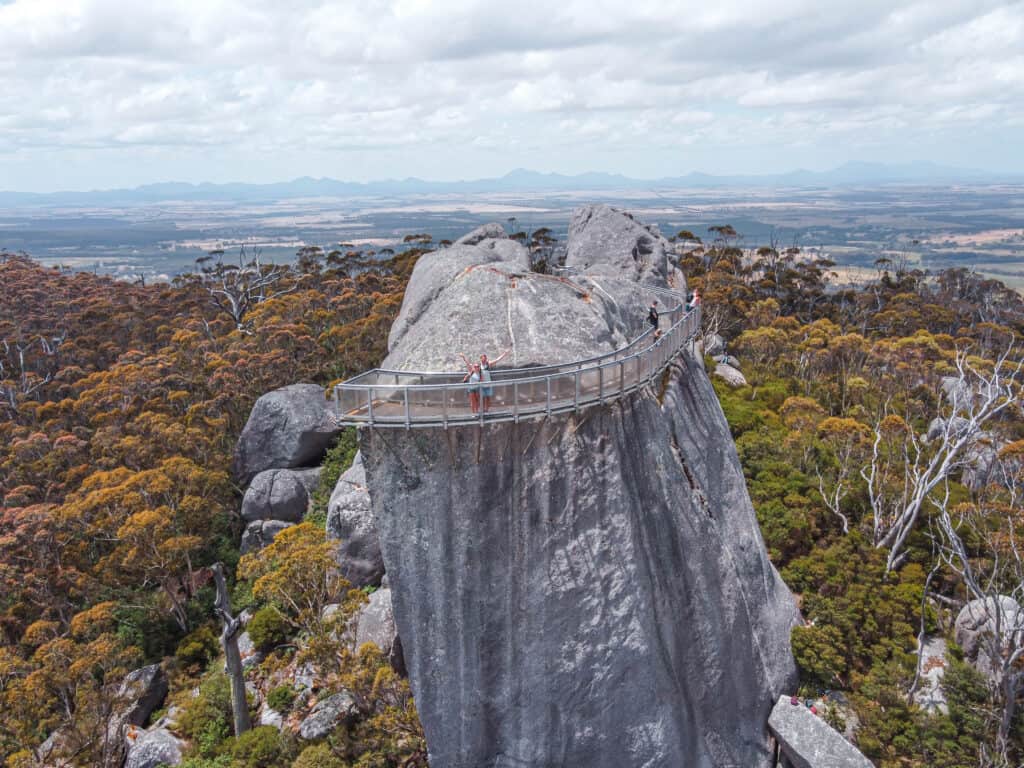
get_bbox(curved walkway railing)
[332,278,700,428]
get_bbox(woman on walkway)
[478,350,509,412]
[463,363,482,414]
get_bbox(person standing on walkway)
[647,301,659,332]
[478,350,509,412]
[463,363,482,414]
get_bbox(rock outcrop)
[714,361,748,387]
[360,206,800,768]
[955,596,1024,682]
[768,696,873,768]
[353,587,397,657]
[326,452,385,587]
[565,203,680,286]
[240,519,294,555]
[241,467,321,523]
[124,727,183,768]
[118,664,169,727]
[233,383,339,485]
[298,691,360,740]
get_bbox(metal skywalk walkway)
[332,279,700,429]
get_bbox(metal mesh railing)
[333,281,700,428]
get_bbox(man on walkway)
[648,301,659,332]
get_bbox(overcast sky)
[1,0,1022,192]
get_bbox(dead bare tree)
[861,346,1021,572]
[201,247,296,332]
[212,563,251,737]
[932,472,1024,764]
[0,331,66,411]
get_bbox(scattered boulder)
[454,222,508,246]
[237,631,264,669]
[940,375,974,412]
[124,727,183,768]
[298,691,360,740]
[353,588,397,656]
[327,453,385,587]
[233,383,339,485]
[294,662,317,691]
[260,705,285,730]
[714,362,748,387]
[118,664,168,727]
[768,695,873,768]
[240,520,294,554]
[704,333,726,356]
[241,467,322,523]
[955,596,1024,682]
[914,636,949,715]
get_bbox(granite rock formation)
[233,383,339,485]
[768,696,873,768]
[955,596,1024,682]
[326,452,385,587]
[360,206,800,768]
[241,467,321,523]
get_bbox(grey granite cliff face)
[361,206,800,768]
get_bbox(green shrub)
[176,625,220,668]
[292,744,345,768]
[179,758,232,768]
[308,429,359,526]
[177,672,234,757]
[247,605,291,650]
[266,685,297,714]
[230,726,292,768]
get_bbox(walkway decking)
[332,278,700,428]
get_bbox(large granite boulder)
[353,587,397,656]
[360,209,799,768]
[298,691,360,740]
[955,596,1024,682]
[714,362,748,387]
[124,727,183,768]
[455,221,508,246]
[240,520,294,554]
[768,696,873,768]
[326,453,385,587]
[241,467,321,523]
[564,203,682,287]
[233,383,338,485]
[118,665,168,727]
[386,239,527,353]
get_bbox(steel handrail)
[333,279,699,428]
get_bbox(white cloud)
[0,0,1021,190]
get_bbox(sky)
[0,0,1022,192]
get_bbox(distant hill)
[0,161,1015,207]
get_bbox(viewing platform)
[332,277,701,429]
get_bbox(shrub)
[292,744,345,768]
[177,672,234,757]
[247,605,291,650]
[266,685,297,714]
[176,624,220,668]
[230,726,292,768]
[308,429,359,526]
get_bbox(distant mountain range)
[1,162,1017,207]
